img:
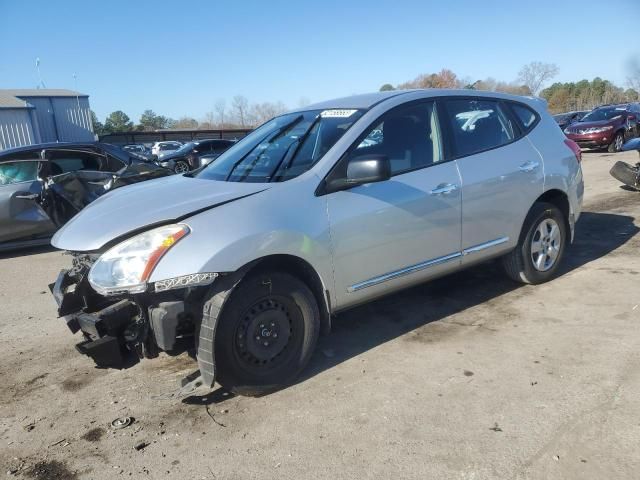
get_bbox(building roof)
[0,88,88,98]
[0,92,31,109]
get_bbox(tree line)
[92,95,297,136]
[92,60,640,135]
[379,61,639,113]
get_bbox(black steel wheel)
[211,271,319,396]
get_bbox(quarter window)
[510,103,538,131]
[351,101,443,176]
[0,161,39,186]
[444,99,515,157]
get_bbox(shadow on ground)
[300,210,638,384]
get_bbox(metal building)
[0,89,95,151]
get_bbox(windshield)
[580,107,626,122]
[196,109,363,182]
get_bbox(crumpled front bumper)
[50,269,140,367]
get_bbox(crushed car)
[610,138,640,191]
[50,90,583,397]
[0,142,173,250]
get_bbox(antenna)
[35,57,46,89]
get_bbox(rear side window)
[510,103,538,131]
[444,99,515,158]
[0,161,39,185]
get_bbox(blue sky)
[1,0,639,122]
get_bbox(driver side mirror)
[346,154,391,185]
[319,154,391,195]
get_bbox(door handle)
[15,192,39,200]
[429,183,458,196]
[518,161,540,173]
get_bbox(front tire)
[174,160,190,174]
[502,202,567,284]
[608,131,625,153]
[212,271,320,396]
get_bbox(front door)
[0,159,55,243]
[324,100,462,310]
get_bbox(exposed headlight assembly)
[89,224,190,295]
[581,126,613,134]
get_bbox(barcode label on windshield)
[321,109,358,118]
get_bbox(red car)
[564,103,640,152]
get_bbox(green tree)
[379,83,395,91]
[137,109,170,131]
[90,110,105,136]
[104,111,133,133]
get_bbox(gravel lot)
[1,150,639,480]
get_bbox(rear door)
[0,153,56,243]
[441,97,544,263]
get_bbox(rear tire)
[502,202,567,284]
[608,132,625,153]
[212,271,320,396]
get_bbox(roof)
[0,88,88,98]
[0,92,31,109]
[291,89,544,113]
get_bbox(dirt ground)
[1,150,639,480]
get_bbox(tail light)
[564,138,582,164]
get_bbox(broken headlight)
[88,224,190,296]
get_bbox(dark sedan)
[0,142,172,250]
[160,139,235,173]
[553,110,590,130]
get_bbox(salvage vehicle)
[553,110,589,131]
[610,138,640,190]
[0,142,172,250]
[151,141,182,160]
[159,139,235,173]
[564,103,640,152]
[50,90,584,396]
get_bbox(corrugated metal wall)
[51,97,94,142]
[24,96,94,143]
[0,109,37,150]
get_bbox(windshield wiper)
[270,114,322,182]
[225,115,303,181]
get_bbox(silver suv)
[50,90,584,396]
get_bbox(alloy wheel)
[530,218,562,272]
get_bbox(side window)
[350,101,443,176]
[212,141,233,153]
[510,103,538,132]
[46,150,102,175]
[104,155,127,172]
[0,161,39,186]
[444,99,515,157]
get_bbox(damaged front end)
[50,252,214,368]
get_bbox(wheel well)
[535,189,570,230]
[238,254,332,335]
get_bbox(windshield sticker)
[321,109,358,118]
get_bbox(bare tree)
[214,99,226,129]
[517,62,559,96]
[232,95,249,127]
[201,110,215,129]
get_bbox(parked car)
[159,139,236,173]
[50,90,583,396]
[564,103,640,152]
[0,142,172,250]
[553,110,589,130]
[151,141,183,160]
[123,144,154,161]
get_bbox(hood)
[52,174,269,252]
[568,119,617,131]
